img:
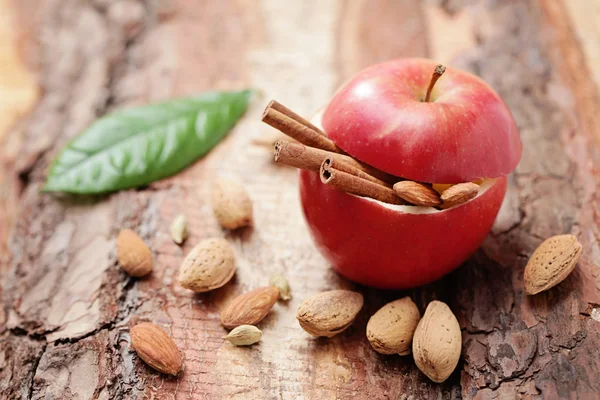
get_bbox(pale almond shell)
[178,238,236,293]
[296,290,364,338]
[212,177,253,230]
[367,297,420,355]
[412,301,461,383]
[523,234,582,295]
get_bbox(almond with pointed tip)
[367,297,420,355]
[178,238,236,293]
[412,301,461,383]
[130,322,182,375]
[440,182,479,209]
[524,234,582,295]
[212,177,253,230]
[393,181,442,207]
[221,287,279,329]
[117,229,152,277]
[296,290,364,337]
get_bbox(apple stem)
[424,64,446,102]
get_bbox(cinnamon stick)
[323,156,392,188]
[274,140,325,172]
[268,100,326,138]
[320,161,407,205]
[262,103,343,153]
[274,140,395,187]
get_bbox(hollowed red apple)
[299,58,521,289]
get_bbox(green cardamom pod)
[223,324,262,346]
[170,214,188,245]
[269,273,292,301]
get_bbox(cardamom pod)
[170,214,188,245]
[269,273,292,301]
[222,324,262,346]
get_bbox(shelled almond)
[130,322,182,376]
[221,287,280,329]
[440,182,479,209]
[393,181,442,207]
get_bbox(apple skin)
[322,58,521,184]
[300,171,507,289]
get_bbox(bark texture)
[1,0,599,399]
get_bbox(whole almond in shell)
[393,181,442,207]
[221,287,279,329]
[212,177,253,230]
[524,234,582,295]
[178,238,236,293]
[130,322,182,375]
[367,297,420,355]
[117,229,152,277]
[412,301,461,383]
[440,182,479,209]
[296,290,364,338]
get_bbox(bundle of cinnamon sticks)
[261,100,479,208]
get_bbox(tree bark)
[1,0,599,399]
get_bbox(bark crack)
[27,343,47,400]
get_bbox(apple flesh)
[300,171,507,289]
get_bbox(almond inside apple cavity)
[310,111,491,213]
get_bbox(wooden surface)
[1,0,599,399]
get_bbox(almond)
[130,322,182,375]
[523,234,582,295]
[117,229,152,277]
[211,177,253,230]
[296,290,364,338]
[393,181,442,207]
[178,238,236,293]
[440,182,479,209]
[412,301,461,383]
[221,287,279,329]
[367,297,420,355]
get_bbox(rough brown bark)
[1,0,599,399]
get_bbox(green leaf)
[44,90,252,194]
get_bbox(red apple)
[322,58,521,184]
[299,58,521,289]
